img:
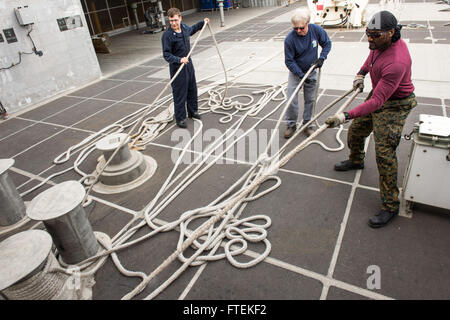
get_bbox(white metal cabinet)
[401,114,450,214]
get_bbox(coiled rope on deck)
[14,21,360,300]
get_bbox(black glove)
[304,78,312,84]
[314,58,324,69]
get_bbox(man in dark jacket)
[284,7,332,139]
[162,8,209,128]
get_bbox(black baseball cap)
[366,11,398,31]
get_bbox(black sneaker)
[334,160,364,171]
[176,120,187,128]
[368,209,399,228]
[188,112,201,120]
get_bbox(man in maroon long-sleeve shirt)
[326,11,417,228]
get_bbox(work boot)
[368,209,398,228]
[176,120,187,128]
[304,127,315,137]
[188,112,201,120]
[284,125,296,139]
[334,160,364,171]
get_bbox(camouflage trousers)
[348,93,417,212]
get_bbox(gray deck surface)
[1,0,449,301]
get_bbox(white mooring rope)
[11,21,360,300]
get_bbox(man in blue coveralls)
[284,7,332,138]
[162,7,209,128]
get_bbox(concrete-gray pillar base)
[0,159,26,226]
[92,154,157,194]
[0,230,52,293]
[92,133,157,194]
[96,150,147,185]
[26,181,99,265]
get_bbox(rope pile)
[11,21,361,300]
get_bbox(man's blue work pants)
[285,70,318,129]
[170,62,198,122]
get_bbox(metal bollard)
[0,230,53,297]
[97,133,133,167]
[0,159,26,226]
[217,0,225,27]
[130,2,139,30]
[157,0,166,29]
[91,133,157,194]
[95,132,147,186]
[26,181,99,265]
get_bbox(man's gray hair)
[291,7,311,24]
